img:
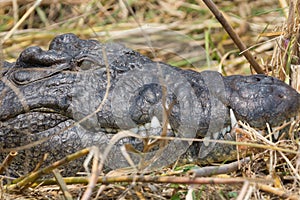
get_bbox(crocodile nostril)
[278,93,285,99]
[255,77,261,82]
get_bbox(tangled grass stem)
[30,175,270,187]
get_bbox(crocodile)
[0,33,299,177]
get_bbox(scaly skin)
[0,33,299,177]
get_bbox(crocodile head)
[0,33,299,176]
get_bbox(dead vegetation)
[0,0,300,199]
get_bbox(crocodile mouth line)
[1,108,297,150]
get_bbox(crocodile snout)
[225,74,300,128]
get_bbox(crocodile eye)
[78,59,95,70]
[12,70,31,84]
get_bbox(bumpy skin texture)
[0,33,299,177]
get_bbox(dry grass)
[0,0,287,73]
[0,0,300,199]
